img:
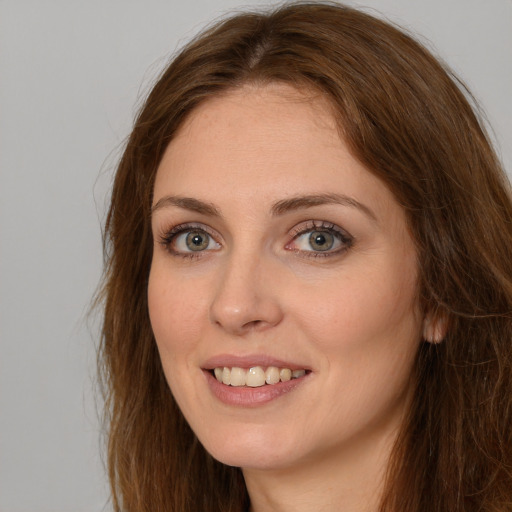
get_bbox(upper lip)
[202,354,311,371]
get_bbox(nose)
[209,250,284,335]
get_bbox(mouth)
[210,366,311,387]
[202,355,312,406]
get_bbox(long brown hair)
[98,2,512,511]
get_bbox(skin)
[148,84,426,512]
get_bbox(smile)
[213,366,308,387]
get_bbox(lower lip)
[204,370,309,407]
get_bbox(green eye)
[166,228,219,254]
[288,222,352,257]
[185,231,210,251]
[161,224,221,257]
[308,231,334,251]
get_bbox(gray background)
[1,1,510,511]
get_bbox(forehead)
[179,83,338,132]
[158,85,342,179]
[153,83,398,222]
[170,84,340,162]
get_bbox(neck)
[243,422,400,512]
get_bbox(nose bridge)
[209,244,283,334]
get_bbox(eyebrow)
[151,193,376,221]
[151,196,222,217]
[270,193,377,221]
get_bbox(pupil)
[309,231,334,251]
[186,231,208,251]
[314,234,326,245]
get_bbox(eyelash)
[158,223,220,259]
[157,220,353,260]
[286,220,353,259]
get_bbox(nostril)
[209,277,284,334]
[242,319,264,329]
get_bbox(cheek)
[147,263,207,357]
[147,264,210,414]
[293,256,421,364]
[293,267,420,431]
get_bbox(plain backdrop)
[0,1,510,511]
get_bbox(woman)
[99,2,512,511]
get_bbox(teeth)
[246,366,266,387]
[230,367,246,387]
[265,366,280,385]
[213,366,307,387]
[280,368,292,382]
[221,367,231,385]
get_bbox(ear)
[422,313,448,344]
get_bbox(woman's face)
[148,84,423,472]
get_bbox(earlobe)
[422,313,448,344]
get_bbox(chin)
[199,426,300,470]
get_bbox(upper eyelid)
[288,220,353,240]
[158,222,220,244]
[156,219,353,248]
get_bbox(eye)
[293,229,342,253]
[286,221,353,257]
[306,231,336,251]
[159,224,221,256]
[178,230,212,252]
